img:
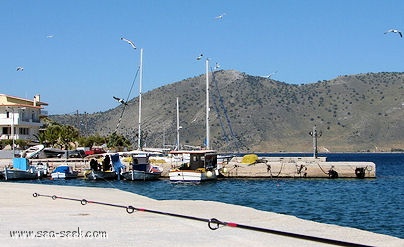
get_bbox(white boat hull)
[51,172,78,179]
[169,169,217,183]
[84,170,117,180]
[122,170,161,181]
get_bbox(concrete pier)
[1,182,402,246]
[0,155,376,179]
[220,156,376,178]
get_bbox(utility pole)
[309,125,322,158]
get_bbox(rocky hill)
[50,71,404,152]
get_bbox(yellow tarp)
[241,154,258,165]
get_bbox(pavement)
[0,182,402,247]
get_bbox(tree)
[107,132,131,151]
[77,134,106,148]
[37,121,79,149]
[58,125,79,150]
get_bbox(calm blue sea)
[15,153,404,239]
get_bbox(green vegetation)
[50,71,404,152]
[31,118,132,150]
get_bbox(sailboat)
[168,59,219,182]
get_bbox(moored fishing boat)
[3,167,38,180]
[51,165,78,179]
[84,170,117,180]
[169,150,219,182]
[84,154,119,180]
[2,158,40,180]
[122,153,163,181]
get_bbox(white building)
[0,94,48,142]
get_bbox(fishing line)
[33,193,372,247]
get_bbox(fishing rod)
[32,193,372,247]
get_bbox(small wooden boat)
[2,158,41,181]
[122,153,163,181]
[51,165,78,179]
[169,150,218,183]
[3,167,38,180]
[84,154,119,180]
[84,170,117,180]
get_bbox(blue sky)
[2,0,403,114]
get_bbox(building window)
[2,127,10,135]
[19,128,29,135]
[6,111,10,118]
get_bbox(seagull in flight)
[113,96,127,105]
[215,13,226,19]
[121,37,136,49]
[16,67,24,71]
[263,71,278,79]
[196,54,203,60]
[46,34,54,38]
[384,29,402,37]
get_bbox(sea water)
[15,153,404,238]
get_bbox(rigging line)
[114,67,141,133]
[125,66,141,104]
[210,85,229,143]
[210,69,236,138]
[210,69,229,141]
[33,193,372,247]
[210,68,241,152]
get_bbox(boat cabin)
[171,150,217,170]
[131,153,150,171]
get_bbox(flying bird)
[46,34,54,38]
[263,71,278,79]
[215,13,226,19]
[196,54,203,60]
[384,29,402,37]
[113,96,127,105]
[121,37,136,49]
[16,67,24,71]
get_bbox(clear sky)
[1,0,403,114]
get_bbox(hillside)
[50,71,404,152]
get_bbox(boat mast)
[205,59,210,150]
[176,97,180,150]
[138,48,143,150]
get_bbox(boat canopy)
[53,166,70,173]
[110,153,125,171]
[170,150,217,155]
[12,158,29,170]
